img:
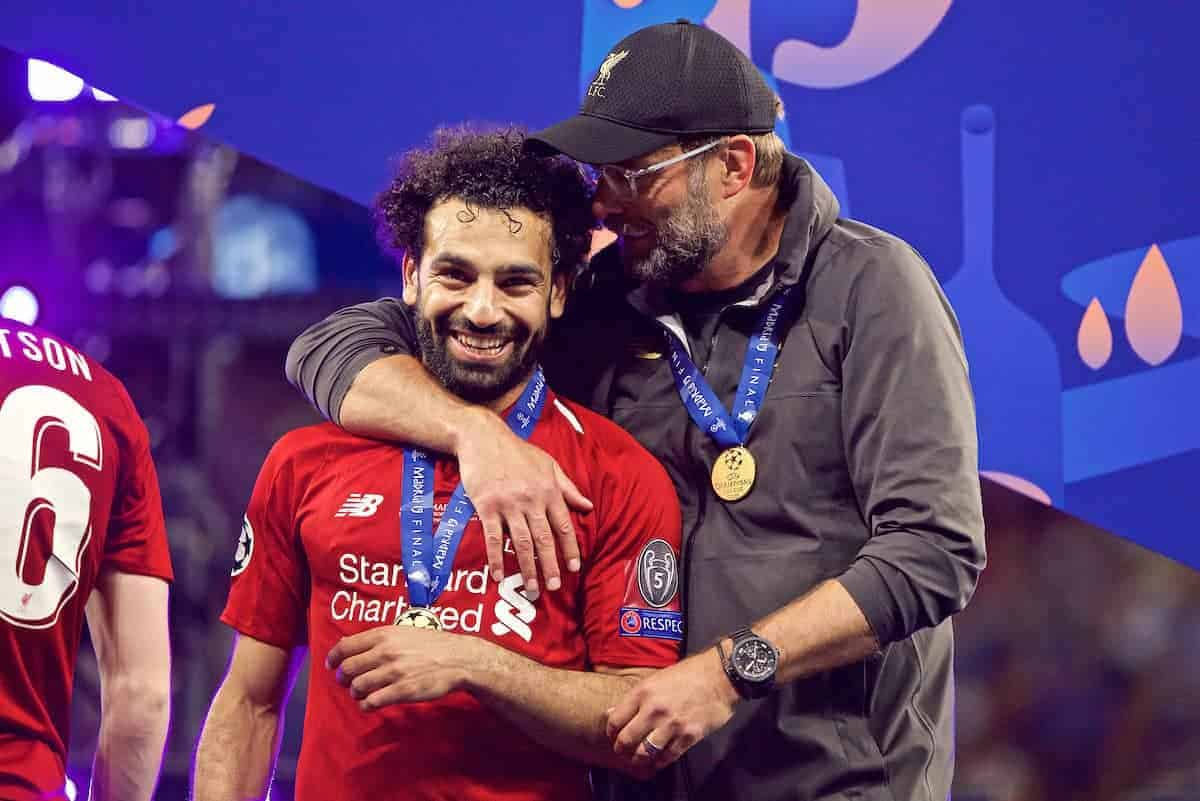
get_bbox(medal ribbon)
[400,368,548,609]
[662,285,802,450]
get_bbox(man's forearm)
[90,685,169,801]
[604,584,879,769]
[339,354,501,451]
[465,644,648,772]
[193,687,284,801]
[754,580,880,685]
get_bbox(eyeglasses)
[597,139,722,202]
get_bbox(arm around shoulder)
[284,297,510,455]
[284,297,418,423]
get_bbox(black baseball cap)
[528,19,777,165]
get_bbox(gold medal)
[710,446,756,502]
[395,606,442,630]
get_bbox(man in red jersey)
[0,320,173,801]
[193,127,684,801]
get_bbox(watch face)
[732,638,778,682]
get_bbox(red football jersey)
[0,322,173,801]
[221,387,684,801]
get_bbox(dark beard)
[627,163,729,287]
[414,312,541,405]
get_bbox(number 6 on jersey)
[0,385,102,628]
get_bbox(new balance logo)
[335,493,384,518]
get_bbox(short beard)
[414,311,541,405]
[627,162,729,287]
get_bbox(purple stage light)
[108,117,154,149]
[0,285,39,325]
[27,58,84,101]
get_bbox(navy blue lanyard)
[662,285,801,449]
[399,368,548,608]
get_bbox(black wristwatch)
[717,627,779,700]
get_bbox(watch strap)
[730,626,756,646]
[726,627,777,700]
[715,636,739,688]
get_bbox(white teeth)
[622,222,651,238]
[453,333,507,352]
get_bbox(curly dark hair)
[374,125,596,278]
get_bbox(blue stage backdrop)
[2,0,1197,566]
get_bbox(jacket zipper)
[681,307,727,648]
[678,307,732,801]
[674,283,785,800]
[681,288,766,654]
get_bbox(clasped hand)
[326,626,481,711]
[604,648,739,769]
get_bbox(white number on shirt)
[0,385,103,628]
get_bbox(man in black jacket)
[285,20,985,801]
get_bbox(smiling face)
[402,198,566,408]
[592,143,729,287]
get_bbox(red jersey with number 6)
[0,322,174,801]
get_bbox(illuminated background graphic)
[579,0,1199,567]
[1,0,1195,564]
[1,1,1199,798]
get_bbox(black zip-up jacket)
[286,155,986,801]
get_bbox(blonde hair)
[747,130,785,188]
[681,95,786,188]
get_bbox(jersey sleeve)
[103,378,173,582]
[219,433,318,650]
[580,433,684,669]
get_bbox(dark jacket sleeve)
[284,297,418,423]
[834,239,986,646]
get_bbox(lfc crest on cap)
[588,50,629,98]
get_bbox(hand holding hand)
[605,648,739,769]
